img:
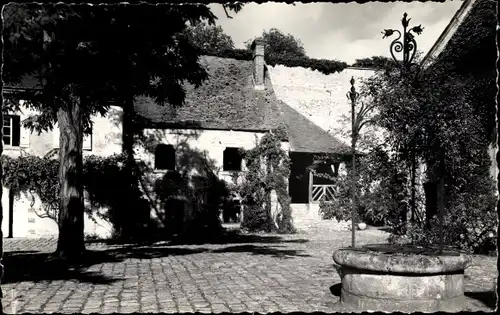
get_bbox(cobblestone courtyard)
[2,225,497,313]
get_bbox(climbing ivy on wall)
[238,129,294,233]
[1,154,60,222]
[1,153,149,239]
[202,48,349,75]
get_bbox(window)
[223,147,243,171]
[3,115,21,147]
[83,128,92,151]
[155,144,175,170]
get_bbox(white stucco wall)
[2,104,122,239]
[268,66,375,132]
[1,187,113,239]
[268,65,387,151]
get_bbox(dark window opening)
[3,115,20,147]
[155,144,175,170]
[223,147,243,171]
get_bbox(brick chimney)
[251,38,265,90]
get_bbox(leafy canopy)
[245,28,306,60]
[2,3,228,133]
[184,22,235,56]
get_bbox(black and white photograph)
[0,0,497,313]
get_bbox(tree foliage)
[245,28,307,60]
[354,55,496,253]
[319,148,412,230]
[185,22,235,56]
[365,62,491,187]
[245,28,348,74]
[318,58,496,253]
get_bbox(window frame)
[2,114,20,147]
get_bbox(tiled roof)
[277,100,351,154]
[133,56,283,132]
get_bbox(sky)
[209,1,464,64]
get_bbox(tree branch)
[222,5,234,19]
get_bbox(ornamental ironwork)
[382,13,424,67]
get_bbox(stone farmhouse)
[2,39,374,238]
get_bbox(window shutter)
[83,132,92,151]
[53,123,60,148]
[12,116,21,147]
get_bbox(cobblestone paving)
[1,226,497,313]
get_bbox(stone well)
[332,245,471,313]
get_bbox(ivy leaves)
[1,155,60,221]
[238,132,293,233]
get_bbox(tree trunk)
[8,190,14,238]
[55,102,85,259]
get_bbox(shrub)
[151,156,229,241]
[2,150,231,242]
[239,131,294,233]
[394,176,497,255]
[266,55,349,75]
[319,196,359,223]
[316,148,410,231]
